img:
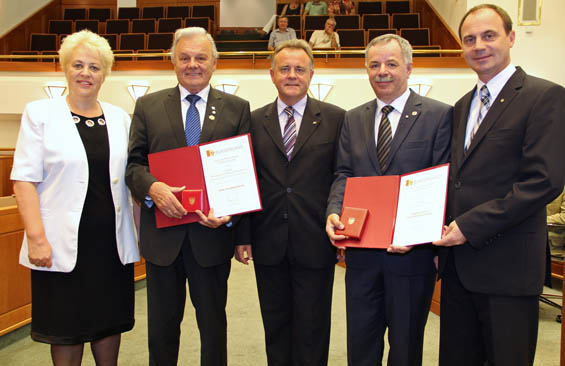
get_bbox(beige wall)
[0,0,51,36]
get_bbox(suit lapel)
[462,67,525,165]
[200,87,223,143]
[292,96,321,158]
[262,100,287,157]
[362,100,381,173]
[164,87,186,147]
[389,90,421,165]
[454,89,474,169]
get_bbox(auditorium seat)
[185,18,211,33]
[167,6,190,19]
[118,7,140,20]
[385,1,410,14]
[362,14,389,29]
[75,20,99,34]
[334,15,360,30]
[148,33,173,51]
[30,34,57,51]
[276,3,286,15]
[137,49,165,61]
[412,45,441,57]
[106,19,130,35]
[100,34,118,50]
[392,13,420,29]
[115,49,134,61]
[11,51,38,62]
[119,33,146,51]
[158,18,182,33]
[338,29,365,47]
[192,5,215,21]
[215,40,268,53]
[304,15,329,31]
[89,8,112,23]
[357,1,383,15]
[286,15,301,33]
[400,28,430,46]
[48,20,73,35]
[41,51,59,63]
[64,8,86,21]
[142,6,164,20]
[367,28,397,42]
[132,19,156,34]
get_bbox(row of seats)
[276,0,411,16]
[62,5,214,22]
[25,27,431,55]
[282,13,420,32]
[47,17,211,36]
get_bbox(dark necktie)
[283,106,297,160]
[465,85,490,151]
[185,94,201,146]
[376,105,394,169]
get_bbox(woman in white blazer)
[11,30,139,365]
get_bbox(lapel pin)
[209,115,216,120]
[412,111,418,116]
[500,98,505,103]
[212,110,216,114]
[313,121,319,125]
[211,105,216,110]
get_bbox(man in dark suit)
[126,27,250,366]
[433,4,565,366]
[234,39,345,366]
[326,34,452,365]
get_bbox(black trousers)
[254,258,335,366]
[440,250,538,366]
[145,236,230,366]
[345,252,435,366]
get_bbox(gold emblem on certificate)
[348,217,356,225]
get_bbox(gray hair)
[170,27,218,63]
[365,34,412,66]
[271,39,314,70]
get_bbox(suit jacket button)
[286,187,292,193]
[454,181,462,189]
[282,212,288,221]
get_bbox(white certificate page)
[392,164,449,246]
[199,135,261,217]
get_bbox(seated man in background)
[304,0,329,16]
[309,18,340,49]
[548,187,565,257]
[268,16,297,51]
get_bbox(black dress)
[30,112,134,345]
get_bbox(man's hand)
[27,235,53,268]
[326,213,346,247]
[235,245,253,265]
[387,245,413,254]
[432,221,466,247]
[196,208,231,229]
[148,182,187,219]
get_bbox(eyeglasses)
[277,66,310,76]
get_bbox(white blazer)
[11,97,140,272]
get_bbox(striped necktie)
[465,85,490,151]
[376,105,394,170]
[282,106,297,160]
[185,94,201,146]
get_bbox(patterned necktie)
[465,85,490,151]
[282,106,297,160]
[185,94,201,146]
[376,105,394,170]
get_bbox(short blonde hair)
[59,30,114,76]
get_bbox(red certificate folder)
[148,145,209,228]
[338,163,449,248]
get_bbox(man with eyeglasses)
[235,39,344,366]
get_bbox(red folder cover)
[148,145,209,228]
[338,164,449,248]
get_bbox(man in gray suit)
[326,34,452,365]
[126,27,250,366]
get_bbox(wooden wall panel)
[0,155,14,197]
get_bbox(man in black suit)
[433,4,565,366]
[326,34,452,365]
[126,27,250,366]
[235,39,345,366]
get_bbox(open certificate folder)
[148,134,262,228]
[338,163,449,248]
